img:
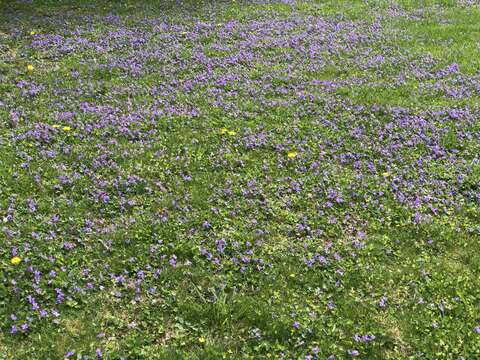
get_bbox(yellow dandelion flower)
[30,31,36,36]
[52,124,61,129]
[11,256,21,265]
[227,130,236,136]
[27,64,34,71]
[382,171,391,177]
[62,126,71,131]
[220,128,228,134]
[198,336,206,344]
[287,151,298,159]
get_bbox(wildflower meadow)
[1,0,479,358]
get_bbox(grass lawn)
[1,0,479,358]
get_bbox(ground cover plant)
[1,0,480,358]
